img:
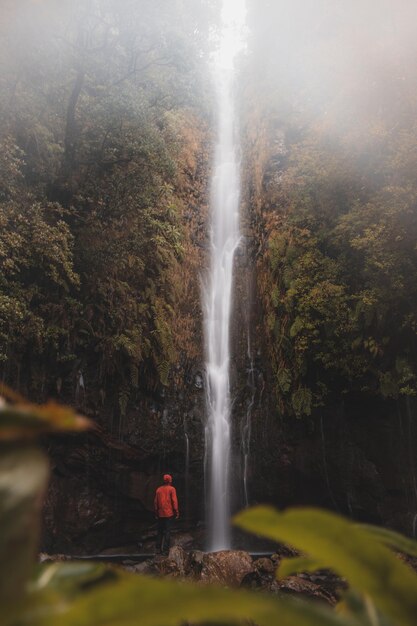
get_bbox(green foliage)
[235,505,417,626]
[0,444,49,611]
[247,1,417,419]
[0,0,211,400]
[0,390,91,618]
[0,401,91,441]
[278,556,323,578]
[357,523,417,558]
[291,387,312,417]
[18,568,352,626]
[0,138,80,375]
[0,394,350,626]
[277,367,292,393]
[255,121,417,417]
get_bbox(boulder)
[277,575,336,604]
[156,556,184,578]
[167,545,191,576]
[241,557,276,591]
[253,557,275,575]
[200,550,254,587]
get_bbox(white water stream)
[204,0,246,551]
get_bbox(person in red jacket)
[154,474,179,555]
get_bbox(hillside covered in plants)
[245,0,417,418]
[0,0,212,409]
[1,0,417,557]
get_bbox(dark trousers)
[156,516,174,554]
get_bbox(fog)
[2,1,416,122]
[246,0,417,130]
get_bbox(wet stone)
[277,575,337,605]
[200,550,254,587]
[167,545,190,576]
[253,557,275,575]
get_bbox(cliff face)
[40,105,285,555]
[42,98,417,554]
[41,102,417,553]
[240,105,417,537]
[42,113,212,553]
[0,0,223,554]
[40,107,281,554]
[7,0,416,552]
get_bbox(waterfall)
[204,0,246,551]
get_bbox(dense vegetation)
[4,0,416,427]
[0,0,213,412]
[245,0,417,417]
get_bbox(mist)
[246,0,417,130]
[3,1,416,132]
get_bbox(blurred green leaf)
[0,444,49,615]
[234,506,417,626]
[358,523,417,558]
[0,386,92,441]
[337,591,393,626]
[278,556,324,579]
[32,562,114,595]
[20,566,356,626]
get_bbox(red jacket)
[154,484,179,518]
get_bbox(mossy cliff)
[2,0,417,551]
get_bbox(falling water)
[204,0,246,551]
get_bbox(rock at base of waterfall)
[253,556,275,575]
[199,550,254,586]
[167,545,192,576]
[276,575,337,605]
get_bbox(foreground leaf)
[338,591,393,626]
[0,386,91,441]
[32,562,114,595]
[278,556,325,579]
[0,444,49,612]
[18,566,356,626]
[358,523,417,558]
[234,506,417,626]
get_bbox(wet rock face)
[165,545,191,576]
[253,556,275,575]
[199,550,254,586]
[139,548,255,587]
[40,114,417,554]
[41,120,417,555]
[41,389,206,554]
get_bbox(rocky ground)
[125,546,344,605]
[40,530,346,607]
[40,525,417,607]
